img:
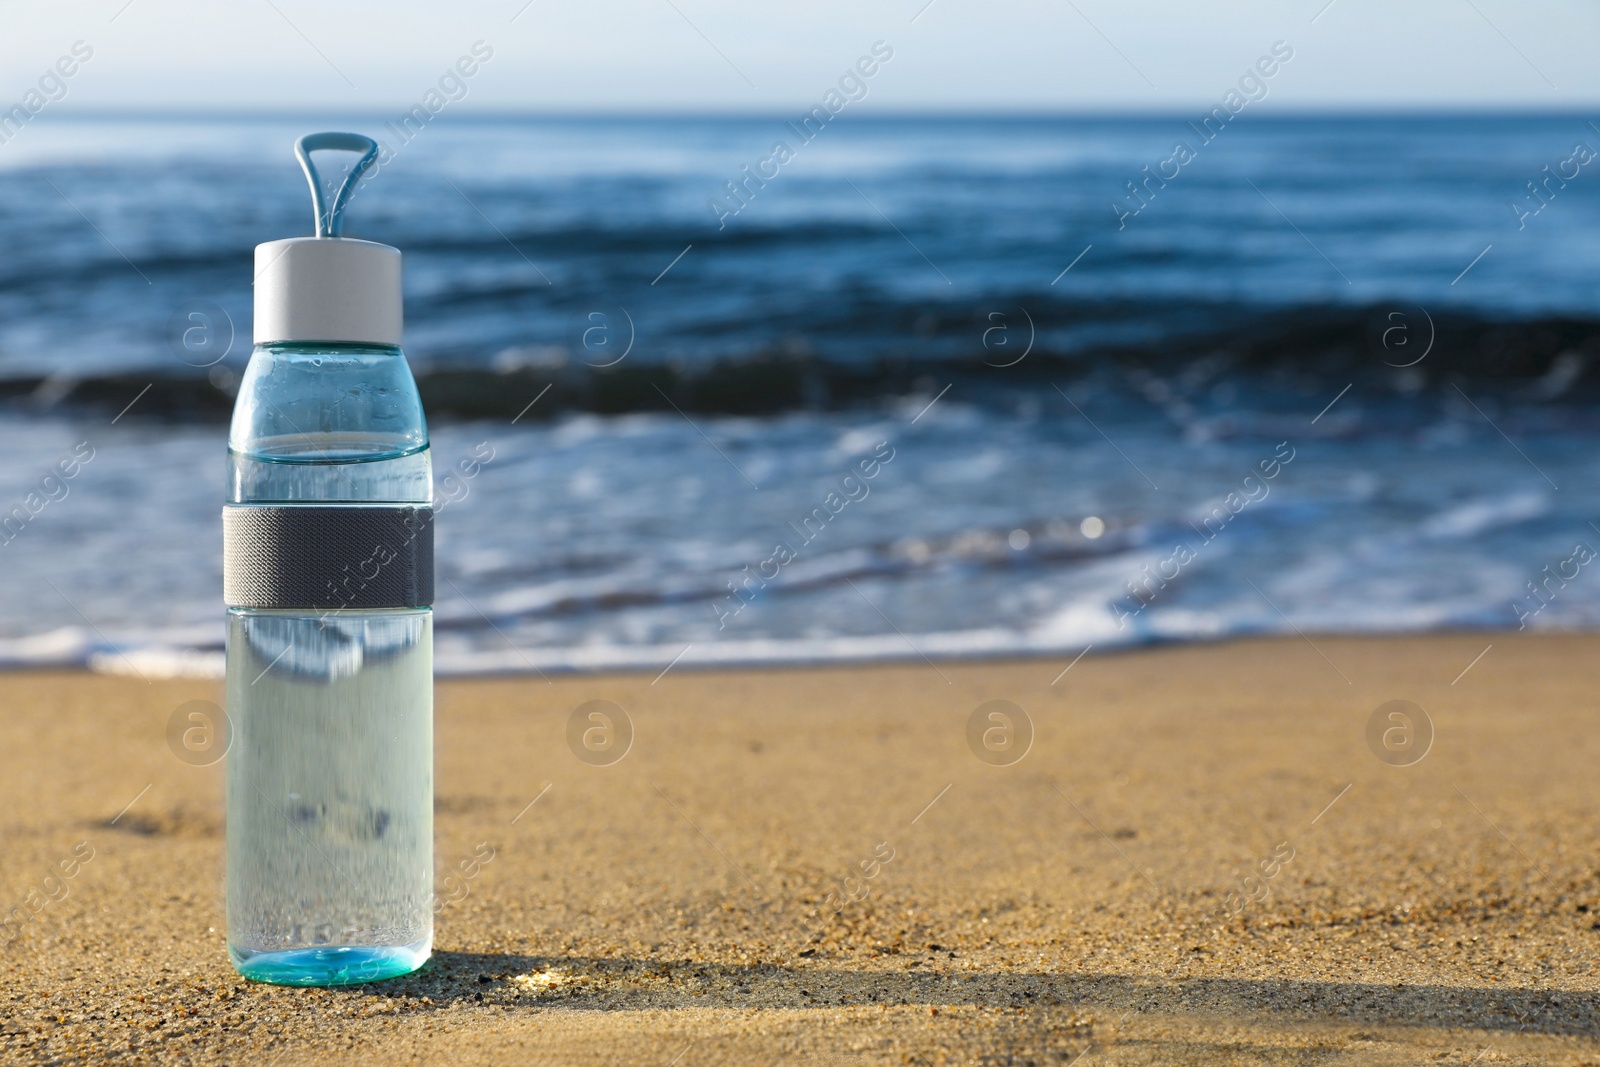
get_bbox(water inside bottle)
[226,445,434,985]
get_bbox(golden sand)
[2,633,1598,1064]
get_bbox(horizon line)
[31,104,1600,122]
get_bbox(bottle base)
[229,939,430,986]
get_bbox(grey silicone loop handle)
[223,505,433,610]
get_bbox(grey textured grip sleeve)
[223,505,433,610]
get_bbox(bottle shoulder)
[229,342,428,461]
[227,342,431,504]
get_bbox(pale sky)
[0,0,1595,113]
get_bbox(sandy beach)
[3,633,1599,1065]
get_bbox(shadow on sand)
[336,950,1597,1038]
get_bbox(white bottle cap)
[253,236,403,346]
[253,132,402,347]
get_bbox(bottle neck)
[262,340,404,356]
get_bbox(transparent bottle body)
[225,341,433,985]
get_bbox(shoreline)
[1,624,1561,682]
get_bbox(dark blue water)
[2,114,1599,675]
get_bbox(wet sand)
[3,633,1599,1065]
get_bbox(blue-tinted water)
[3,114,1600,675]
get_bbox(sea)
[2,112,1599,677]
